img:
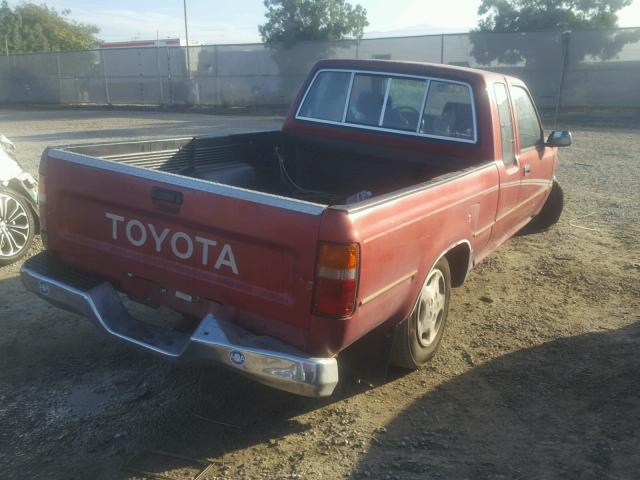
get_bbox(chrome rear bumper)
[21,253,338,397]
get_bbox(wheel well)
[445,243,471,288]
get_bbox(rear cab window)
[382,77,427,131]
[345,74,388,126]
[420,81,474,141]
[296,69,477,143]
[297,71,351,122]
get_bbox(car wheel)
[522,179,564,234]
[0,188,35,266]
[391,257,451,369]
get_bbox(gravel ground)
[0,107,639,480]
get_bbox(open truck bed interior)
[59,130,476,206]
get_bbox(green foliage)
[476,0,633,32]
[0,1,100,53]
[259,0,369,45]
[471,0,639,65]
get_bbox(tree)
[470,0,639,65]
[259,0,369,45]
[476,0,633,33]
[257,0,368,104]
[0,1,100,54]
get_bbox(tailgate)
[42,150,325,345]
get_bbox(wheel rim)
[0,192,30,258]
[416,268,446,347]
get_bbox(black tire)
[391,257,451,369]
[522,180,564,234]
[0,188,36,267]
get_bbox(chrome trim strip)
[416,79,431,133]
[295,68,478,144]
[378,77,393,126]
[341,72,355,123]
[520,179,553,187]
[360,269,418,305]
[473,220,495,238]
[499,180,520,189]
[48,148,327,216]
[468,83,478,144]
[495,178,552,192]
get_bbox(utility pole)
[5,35,8,56]
[156,30,164,103]
[183,0,191,77]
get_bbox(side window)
[297,71,351,122]
[381,78,427,131]
[420,81,474,141]
[345,74,389,127]
[511,86,542,149]
[494,83,516,166]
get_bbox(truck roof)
[311,58,520,85]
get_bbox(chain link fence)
[0,28,639,109]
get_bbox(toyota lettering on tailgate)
[105,212,238,274]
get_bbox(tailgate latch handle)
[151,186,183,205]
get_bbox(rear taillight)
[313,242,359,318]
[37,174,47,246]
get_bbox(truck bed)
[60,130,474,207]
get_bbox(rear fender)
[408,239,473,317]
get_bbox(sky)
[8,0,640,45]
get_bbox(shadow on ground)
[0,271,372,479]
[353,323,640,479]
[2,255,639,479]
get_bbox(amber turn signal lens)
[313,242,359,318]
[317,243,358,270]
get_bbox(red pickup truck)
[21,60,570,397]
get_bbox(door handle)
[523,163,531,176]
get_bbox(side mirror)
[546,130,572,147]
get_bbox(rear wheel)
[0,188,35,266]
[391,257,451,369]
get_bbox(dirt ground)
[0,108,638,480]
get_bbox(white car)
[0,135,38,266]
